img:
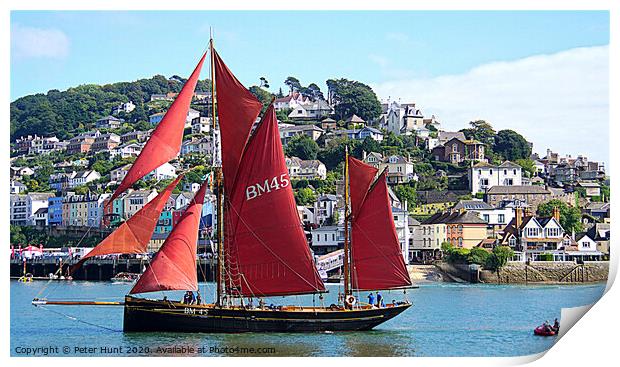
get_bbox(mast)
[210,35,224,307]
[343,145,351,297]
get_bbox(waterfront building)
[9,194,28,225]
[191,116,211,135]
[123,189,158,218]
[87,193,111,227]
[155,210,174,234]
[499,207,603,261]
[469,161,523,194]
[310,225,344,255]
[47,197,63,226]
[313,194,338,225]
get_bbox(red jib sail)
[224,105,325,297]
[109,53,206,203]
[213,50,262,193]
[350,168,412,291]
[130,181,208,294]
[70,175,183,273]
[348,156,378,218]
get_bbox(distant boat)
[111,272,140,283]
[34,36,414,333]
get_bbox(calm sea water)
[10,280,605,357]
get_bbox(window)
[483,214,490,222]
[513,169,517,175]
[504,169,507,175]
[481,178,489,187]
[332,234,335,241]
[324,234,327,241]
[582,241,591,248]
[506,178,514,185]
[490,169,493,174]
[509,237,516,246]
[452,144,458,152]
[498,214,505,223]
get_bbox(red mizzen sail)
[224,105,325,297]
[350,168,412,291]
[130,181,208,294]
[213,50,262,193]
[109,53,206,203]
[348,156,378,218]
[70,175,183,273]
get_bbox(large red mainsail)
[70,175,183,273]
[213,50,262,193]
[348,156,378,218]
[349,167,412,291]
[224,105,325,297]
[130,181,208,294]
[109,53,206,203]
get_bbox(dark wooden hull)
[123,296,411,333]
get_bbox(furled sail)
[130,181,208,294]
[349,160,412,291]
[70,175,183,273]
[224,105,325,297]
[213,50,262,193]
[109,53,206,203]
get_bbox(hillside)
[10,75,212,141]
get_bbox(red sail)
[214,50,262,193]
[224,105,325,297]
[130,181,208,294]
[71,175,183,273]
[109,53,206,203]
[350,170,412,291]
[348,156,378,218]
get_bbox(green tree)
[484,246,514,270]
[248,86,274,112]
[10,225,27,245]
[493,130,532,161]
[294,187,316,205]
[468,247,491,265]
[461,120,496,146]
[285,134,319,160]
[537,199,584,233]
[325,78,382,122]
[515,158,535,177]
[393,184,417,207]
[284,76,301,93]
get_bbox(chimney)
[552,207,560,222]
[515,207,523,229]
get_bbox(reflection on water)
[11,280,605,357]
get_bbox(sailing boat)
[34,38,413,333]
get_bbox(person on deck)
[182,291,190,304]
[367,293,375,307]
[258,298,265,309]
[189,291,196,305]
[376,292,384,308]
[196,291,202,305]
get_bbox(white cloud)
[11,23,70,59]
[371,46,609,167]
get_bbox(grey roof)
[498,161,522,168]
[34,207,48,215]
[438,131,465,142]
[486,185,551,195]
[312,225,339,232]
[28,193,55,201]
[453,200,493,211]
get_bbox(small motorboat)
[534,325,557,336]
[111,272,140,283]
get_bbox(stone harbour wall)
[479,261,609,284]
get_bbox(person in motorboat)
[552,318,560,333]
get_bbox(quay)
[10,257,216,281]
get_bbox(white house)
[288,100,333,120]
[286,157,327,180]
[95,116,124,129]
[391,206,411,263]
[10,180,27,194]
[310,225,344,255]
[297,205,315,225]
[314,194,338,224]
[87,193,110,227]
[110,142,142,160]
[111,164,132,183]
[144,162,176,181]
[69,170,101,188]
[191,116,211,135]
[273,92,310,111]
[469,161,523,194]
[112,101,136,115]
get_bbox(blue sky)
[10,11,610,165]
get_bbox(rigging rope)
[36,305,122,332]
